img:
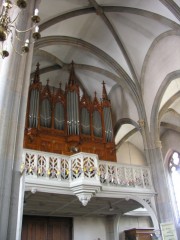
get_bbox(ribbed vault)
[31,0,180,154]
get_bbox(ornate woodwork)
[24,62,116,162]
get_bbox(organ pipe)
[81,108,90,135]
[29,89,39,128]
[93,110,102,138]
[103,107,113,142]
[40,98,51,128]
[101,81,114,142]
[54,102,64,130]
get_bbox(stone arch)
[141,30,180,89]
[150,70,180,143]
[125,195,159,230]
[40,6,179,32]
[34,36,146,119]
[114,118,140,136]
[113,195,159,239]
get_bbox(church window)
[169,151,180,222]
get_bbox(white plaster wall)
[142,34,180,126]
[118,216,152,240]
[161,130,180,160]
[116,142,146,166]
[73,217,108,240]
[73,215,152,240]
[109,85,139,124]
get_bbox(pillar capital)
[138,119,145,128]
[154,140,162,149]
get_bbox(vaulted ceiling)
[32,0,180,154]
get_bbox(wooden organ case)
[24,63,116,162]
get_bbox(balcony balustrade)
[22,149,154,205]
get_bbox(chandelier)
[0,0,41,58]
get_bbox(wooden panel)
[125,228,154,240]
[21,216,72,240]
[48,218,72,240]
[24,132,116,162]
[22,217,47,240]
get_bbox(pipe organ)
[24,63,116,162]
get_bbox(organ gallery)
[24,62,116,162]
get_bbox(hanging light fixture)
[0,0,41,58]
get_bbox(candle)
[34,8,39,16]
[25,39,29,47]
[35,26,39,33]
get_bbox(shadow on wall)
[109,85,129,123]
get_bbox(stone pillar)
[0,1,38,239]
[138,119,152,166]
[150,140,174,224]
[0,0,3,9]
[138,115,175,230]
[106,215,117,240]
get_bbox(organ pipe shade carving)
[29,89,39,128]
[24,62,117,162]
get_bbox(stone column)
[138,116,175,230]
[0,0,3,9]
[150,140,174,224]
[105,215,121,240]
[0,1,38,239]
[138,119,152,166]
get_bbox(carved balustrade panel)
[25,152,36,176]
[49,157,58,179]
[60,158,69,180]
[37,155,47,177]
[71,157,82,180]
[83,157,96,178]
